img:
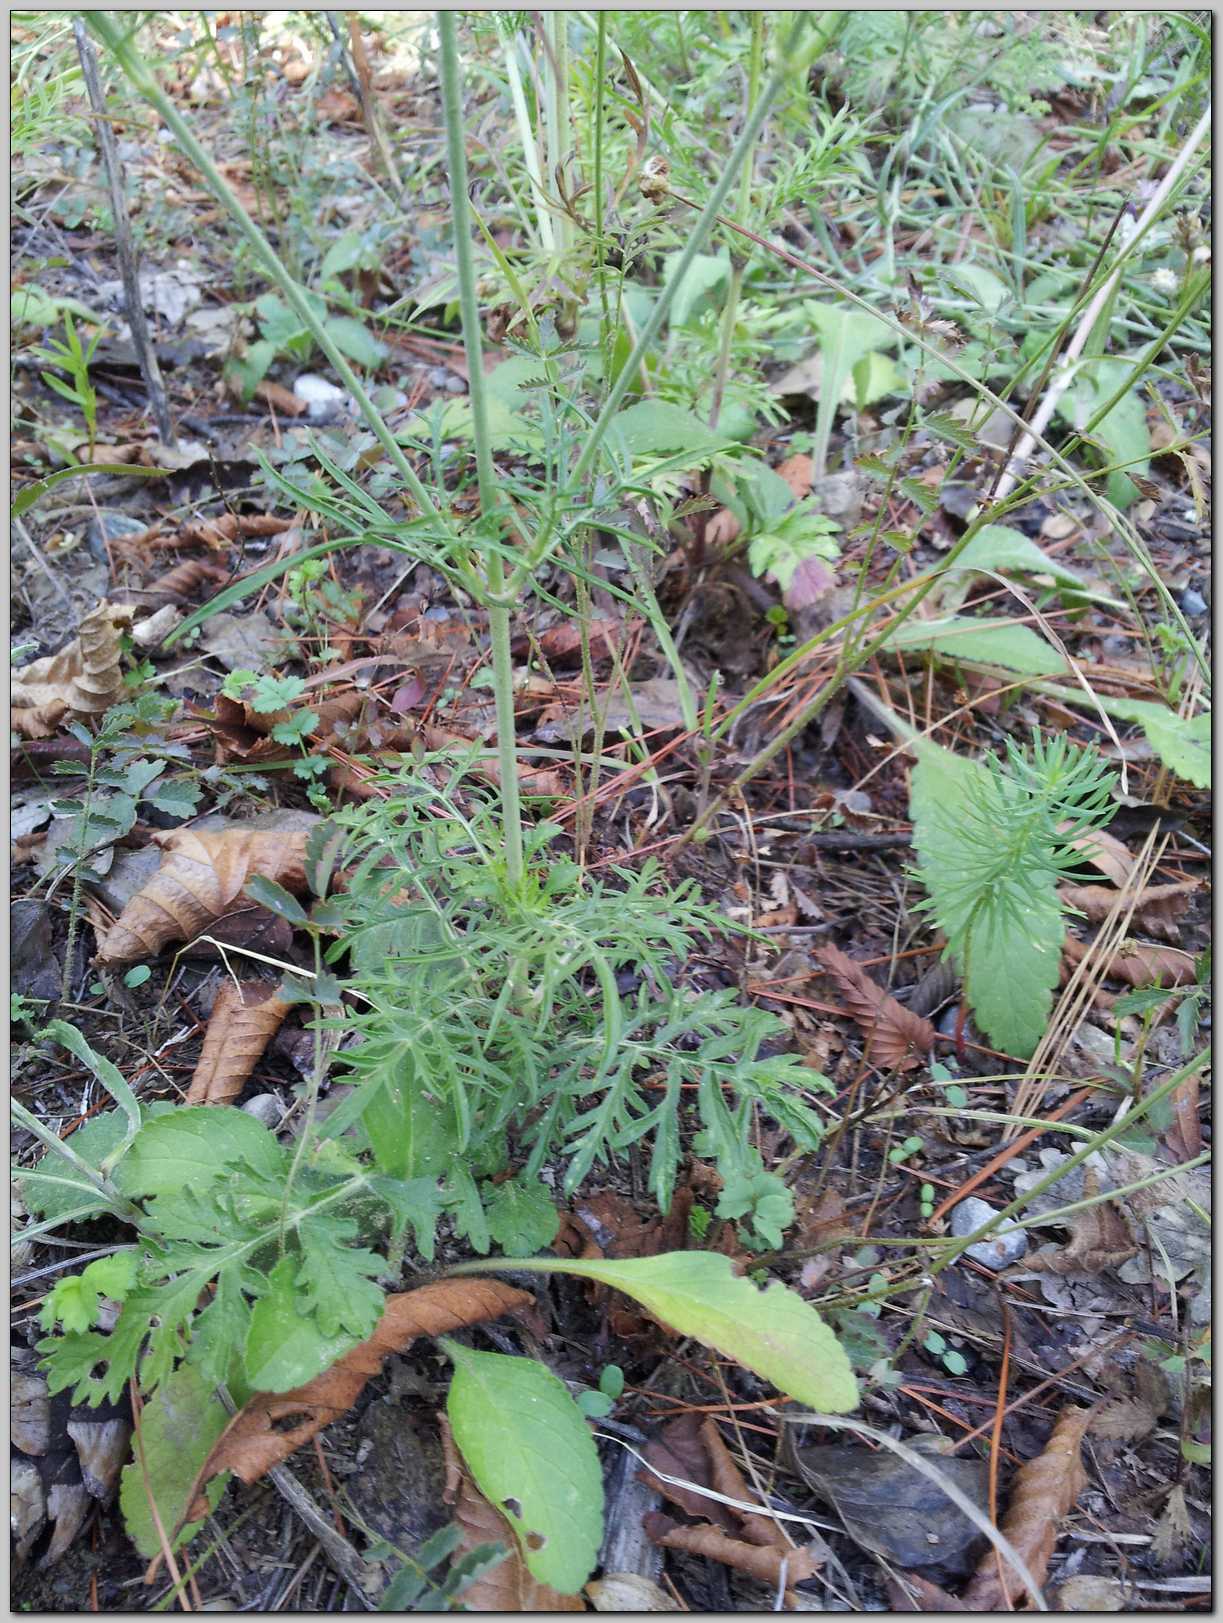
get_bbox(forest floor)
[10,11,1211,1614]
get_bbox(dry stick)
[991,102,1211,506]
[72,18,175,447]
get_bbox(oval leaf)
[441,1340,604,1595]
[460,1253,858,1414]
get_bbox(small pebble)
[949,1195,1028,1268]
[1180,586,1207,617]
[241,1093,284,1128]
[443,374,466,393]
[293,373,353,422]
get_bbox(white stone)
[949,1195,1028,1268]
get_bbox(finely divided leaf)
[442,1341,605,1595]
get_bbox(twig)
[72,19,176,446]
[991,102,1211,505]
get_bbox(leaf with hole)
[442,1340,605,1595]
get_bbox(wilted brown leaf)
[1026,1168,1136,1275]
[179,513,292,549]
[421,724,566,798]
[253,379,308,416]
[700,1418,791,1552]
[1063,825,1134,885]
[641,1413,738,1532]
[814,944,935,1070]
[959,1407,1092,1609]
[1062,934,1196,988]
[131,558,230,604]
[1151,1483,1191,1565]
[96,829,310,965]
[11,602,135,737]
[1059,879,1199,942]
[439,1421,583,1611]
[186,980,291,1105]
[182,1279,529,1525]
[644,1511,822,1594]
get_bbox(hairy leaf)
[120,1363,231,1558]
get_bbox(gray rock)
[293,373,354,422]
[1180,586,1207,617]
[241,1093,284,1128]
[949,1195,1028,1268]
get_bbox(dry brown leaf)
[699,1418,790,1551]
[179,513,292,548]
[1062,933,1196,988]
[253,379,308,416]
[131,558,231,604]
[1089,1397,1160,1442]
[641,1413,738,1532]
[959,1407,1092,1609]
[11,602,135,737]
[814,944,936,1071]
[95,829,310,965]
[1058,879,1199,941]
[421,724,566,799]
[439,1420,583,1611]
[776,453,814,502]
[186,980,291,1105]
[1026,1168,1136,1275]
[182,1279,529,1525]
[1151,1483,1191,1566]
[1064,825,1134,885]
[644,1511,821,1594]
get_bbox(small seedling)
[575,1363,624,1419]
[888,1133,924,1166]
[922,1329,969,1377]
[919,1182,936,1220]
[33,312,105,459]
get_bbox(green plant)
[911,727,1119,1057]
[373,1525,506,1612]
[921,1327,969,1378]
[32,313,105,460]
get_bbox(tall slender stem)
[709,12,764,431]
[566,12,810,493]
[439,12,524,888]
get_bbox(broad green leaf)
[1056,359,1150,509]
[604,400,732,459]
[119,1362,231,1558]
[324,313,387,369]
[850,350,902,409]
[945,263,1010,315]
[484,1176,559,1256]
[114,1108,285,1200]
[19,1110,132,1222]
[468,1253,858,1414]
[1095,697,1210,789]
[950,524,1087,589]
[244,1257,359,1392]
[885,615,1066,676]
[663,249,730,329]
[12,287,108,329]
[441,1340,604,1595]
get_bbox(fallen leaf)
[1058,879,1199,941]
[11,602,135,737]
[641,1413,738,1532]
[95,829,310,965]
[586,1573,672,1611]
[1064,825,1134,885]
[182,1279,529,1525]
[959,1407,1092,1609]
[783,554,838,612]
[776,454,814,502]
[439,1420,583,1611]
[421,724,566,798]
[132,558,231,605]
[1062,934,1196,988]
[814,944,935,1070]
[180,513,292,548]
[644,1511,821,1593]
[253,379,308,416]
[700,1418,790,1551]
[186,981,292,1105]
[1151,1482,1191,1565]
[1026,1168,1136,1274]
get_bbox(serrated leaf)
[885,615,1066,675]
[483,1176,559,1257]
[367,1176,444,1262]
[120,1362,231,1558]
[244,1256,359,1392]
[114,1107,285,1200]
[143,777,203,818]
[442,1341,605,1595]
[604,400,732,459]
[294,1213,386,1340]
[469,1253,858,1414]
[1099,698,1211,789]
[40,1251,138,1333]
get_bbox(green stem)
[565,12,810,495]
[83,10,448,533]
[439,11,524,889]
[709,14,764,432]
